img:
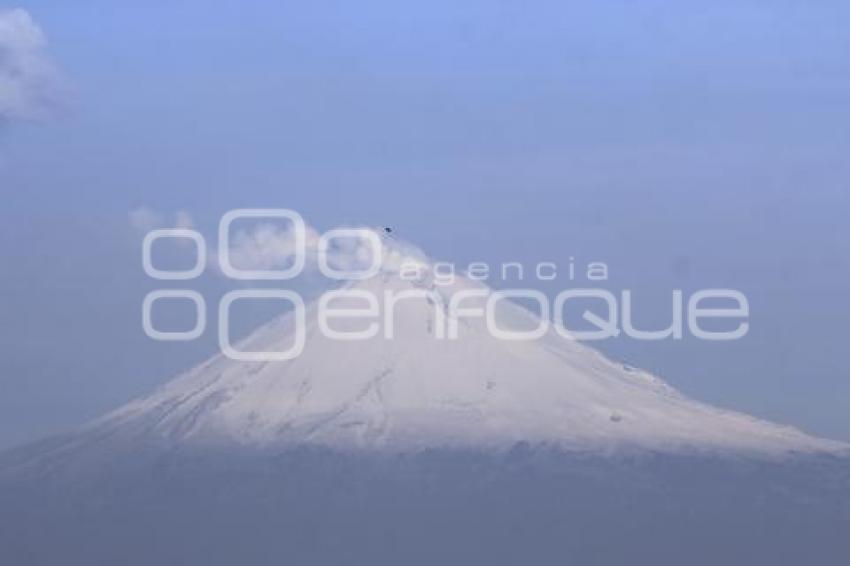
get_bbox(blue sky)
[0,0,848,448]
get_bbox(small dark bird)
[384,227,393,234]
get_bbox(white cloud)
[130,207,197,234]
[224,222,321,272]
[129,208,402,279]
[219,223,415,277]
[174,210,195,229]
[0,8,62,120]
[129,206,165,233]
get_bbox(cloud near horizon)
[0,8,62,121]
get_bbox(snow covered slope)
[83,234,844,457]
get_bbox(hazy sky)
[0,0,848,448]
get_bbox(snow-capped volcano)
[3,232,849,566]
[81,232,843,457]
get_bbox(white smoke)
[224,222,321,272]
[129,207,195,234]
[222,223,426,275]
[128,208,425,278]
